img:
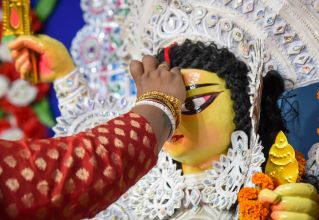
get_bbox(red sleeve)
[0,112,157,220]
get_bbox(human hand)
[130,55,186,104]
[8,35,75,83]
[130,55,186,149]
[259,183,319,220]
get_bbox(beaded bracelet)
[137,91,181,127]
[135,100,176,138]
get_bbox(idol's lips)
[169,134,184,143]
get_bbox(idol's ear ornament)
[2,0,39,83]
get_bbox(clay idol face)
[164,69,236,167]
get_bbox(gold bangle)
[137,91,182,127]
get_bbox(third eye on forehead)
[185,83,219,91]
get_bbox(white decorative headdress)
[122,0,319,135]
[55,0,319,219]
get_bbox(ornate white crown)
[124,0,319,87]
[120,0,319,142]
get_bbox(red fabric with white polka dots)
[0,113,157,220]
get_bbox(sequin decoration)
[264,14,277,27]
[284,34,295,44]
[232,28,244,42]
[294,54,309,65]
[242,0,254,14]
[220,19,233,32]
[71,25,110,74]
[274,24,287,35]
[233,0,243,9]
[288,43,304,55]
[238,41,250,58]
[303,65,314,74]
[256,8,265,20]
[205,12,219,27]
[81,0,129,24]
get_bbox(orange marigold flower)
[239,200,269,220]
[295,150,306,182]
[252,172,274,190]
[238,187,260,203]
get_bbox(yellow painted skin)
[163,69,236,174]
[259,183,319,220]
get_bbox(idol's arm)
[53,68,91,114]
[8,34,94,114]
[0,112,157,220]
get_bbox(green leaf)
[35,0,58,22]
[33,98,55,127]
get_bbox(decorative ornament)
[124,131,264,219]
[54,94,130,137]
[71,25,110,74]
[232,27,244,42]
[220,18,233,32]
[265,131,299,185]
[81,0,129,25]
[294,54,309,65]
[205,13,219,27]
[0,0,57,140]
[6,79,37,106]
[274,23,286,35]
[71,0,135,99]
[283,34,295,44]
[255,8,265,20]
[264,14,276,27]
[233,0,243,9]
[2,0,45,83]
[242,0,254,14]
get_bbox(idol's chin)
[164,143,230,165]
[163,142,191,160]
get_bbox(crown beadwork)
[123,0,319,89]
[121,0,319,137]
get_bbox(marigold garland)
[238,172,274,220]
[239,200,269,220]
[295,150,306,182]
[238,188,260,203]
[252,172,275,190]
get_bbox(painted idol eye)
[182,92,222,115]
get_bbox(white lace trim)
[93,131,264,220]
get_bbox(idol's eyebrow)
[185,83,219,91]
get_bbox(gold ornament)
[137,91,182,127]
[2,0,38,83]
[265,131,299,185]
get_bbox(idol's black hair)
[156,40,288,155]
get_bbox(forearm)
[0,112,157,220]
[131,105,171,151]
